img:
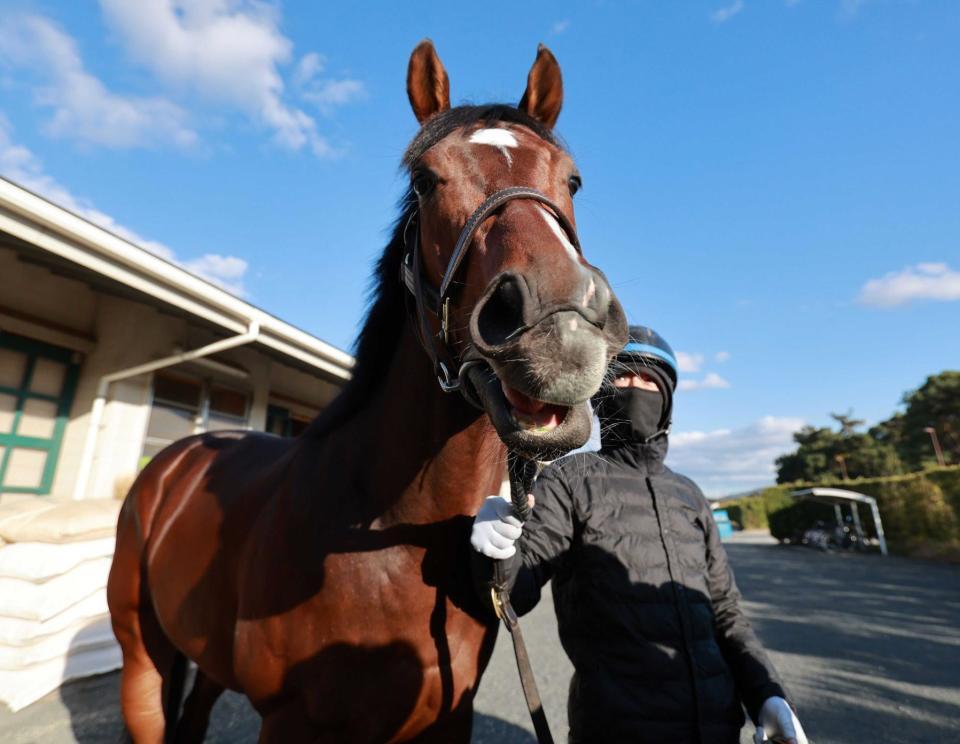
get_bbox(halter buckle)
[490,585,505,620]
[441,297,450,344]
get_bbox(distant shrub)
[726,496,768,530]
[723,466,960,560]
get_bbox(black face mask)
[595,387,666,444]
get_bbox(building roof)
[0,176,354,381]
[790,487,878,506]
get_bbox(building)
[0,176,355,711]
[0,176,354,503]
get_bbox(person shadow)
[471,713,537,743]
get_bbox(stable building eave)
[0,176,354,382]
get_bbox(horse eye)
[568,175,582,196]
[412,171,436,198]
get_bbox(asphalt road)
[3,534,959,743]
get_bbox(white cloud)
[711,0,745,23]
[856,262,960,308]
[678,372,731,391]
[667,416,805,497]
[293,52,365,114]
[676,351,704,374]
[181,254,248,295]
[0,121,247,294]
[98,0,351,156]
[715,351,731,363]
[552,20,571,35]
[292,52,324,88]
[0,15,196,149]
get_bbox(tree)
[776,426,837,483]
[776,412,902,484]
[831,410,865,436]
[895,371,960,469]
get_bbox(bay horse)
[108,40,626,743]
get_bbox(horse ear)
[519,44,563,129]
[407,39,451,124]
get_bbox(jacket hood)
[601,432,669,470]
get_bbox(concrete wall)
[72,296,185,502]
[0,245,345,503]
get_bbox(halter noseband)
[400,186,582,401]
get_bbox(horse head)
[403,40,627,460]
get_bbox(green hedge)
[723,466,960,559]
[721,488,792,531]
[725,497,768,530]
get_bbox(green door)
[0,333,80,496]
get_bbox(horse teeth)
[512,410,558,433]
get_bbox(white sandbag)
[0,614,114,670]
[0,537,116,583]
[0,591,108,646]
[0,499,120,544]
[0,558,111,621]
[0,638,122,712]
[0,499,55,541]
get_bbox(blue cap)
[617,326,678,387]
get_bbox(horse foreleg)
[109,513,180,743]
[174,668,224,743]
[114,611,175,744]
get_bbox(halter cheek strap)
[402,190,566,744]
[400,186,581,400]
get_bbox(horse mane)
[306,104,566,439]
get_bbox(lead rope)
[491,452,554,744]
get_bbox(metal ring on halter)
[437,358,485,396]
[437,362,460,393]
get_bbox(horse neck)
[350,322,506,524]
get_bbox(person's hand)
[470,495,523,559]
[755,696,808,744]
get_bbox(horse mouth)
[465,364,592,461]
[500,381,570,433]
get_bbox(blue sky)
[1,1,957,494]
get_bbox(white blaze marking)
[537,205,579,263]
[469,128,518,167]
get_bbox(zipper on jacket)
[647,475,706,744]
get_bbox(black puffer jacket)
[482,436,790,744]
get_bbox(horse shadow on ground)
[57,667,261,744]
[470,714,536,743]
[57,640,522,743]
[55,670,536,743]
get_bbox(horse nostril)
[475,273,528,348]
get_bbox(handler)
[471,326,808,744]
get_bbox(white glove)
[470,495,523,560]
[755,696,808,744]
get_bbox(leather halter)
[400,186,582,398]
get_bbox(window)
[0,333,79,496]
[266,404,311,438]
[142,372,249,458]
[207,384,250,431]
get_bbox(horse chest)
[236,538,492,725]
